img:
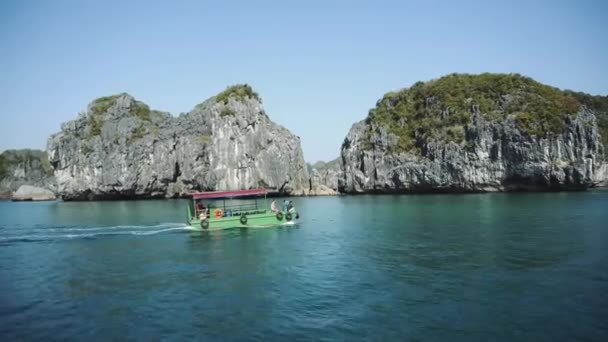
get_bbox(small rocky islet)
[0,149,56,200]
[1,73,607,200]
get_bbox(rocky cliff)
[0,149,56,199]
[308,159,340,195]
[569,91,608,186]
[339,74,608,193]
[47,85,310,200]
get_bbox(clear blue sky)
[1,0,607,162]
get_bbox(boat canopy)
[192,189,267,200]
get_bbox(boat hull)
[188,210,299,231]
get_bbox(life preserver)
[214,208,223,218]
[285,212,292,221]
[200,219,209,229]
[240,215,248,225]
[276,212,284,221]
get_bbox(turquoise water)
[1,192,607,340]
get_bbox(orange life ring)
[214,208,223,218]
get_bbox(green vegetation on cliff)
[127,125,146,145]
[91,93,150,119]
[365,73,592,153]
[0,150,53,179]
[306,158,340,174]
[311,158,339,171]
[89,116,103,137]
[215,84,260,105]
[132,102,151,121]
[88,93,152,138]
[91,94,122,115]
[0,154,7,179]
[220,107,236,116]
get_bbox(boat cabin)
[190,189,269,220]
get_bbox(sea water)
[1,192,607,340]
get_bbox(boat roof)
[191,189,267,200]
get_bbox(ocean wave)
[0,224,195,243]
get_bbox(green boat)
[186,189,299,230]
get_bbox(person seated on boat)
[198,203,209,220]
[283,199,288,212]
[287,200,295,213]
[271,200,279,213]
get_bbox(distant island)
[1,74,607,200]
[340,73,608,192]
[0,149,56,200]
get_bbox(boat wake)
[0,223,194,243]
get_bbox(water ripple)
[1,194,607,340]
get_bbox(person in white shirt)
[271,199,279,213]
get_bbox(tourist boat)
[186,189,299,230]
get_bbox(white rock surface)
[12,185,56,201]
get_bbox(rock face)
[47,86,310,200]
[339,74,608,193]
[0,149,56,199]
[308,159,340,195]
[595,163,608,187]
[12,185,55,201]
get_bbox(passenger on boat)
[271,200,279,213]
[197,202,209,220]
[287,200,295,213]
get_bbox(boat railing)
[194,203,269,219]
